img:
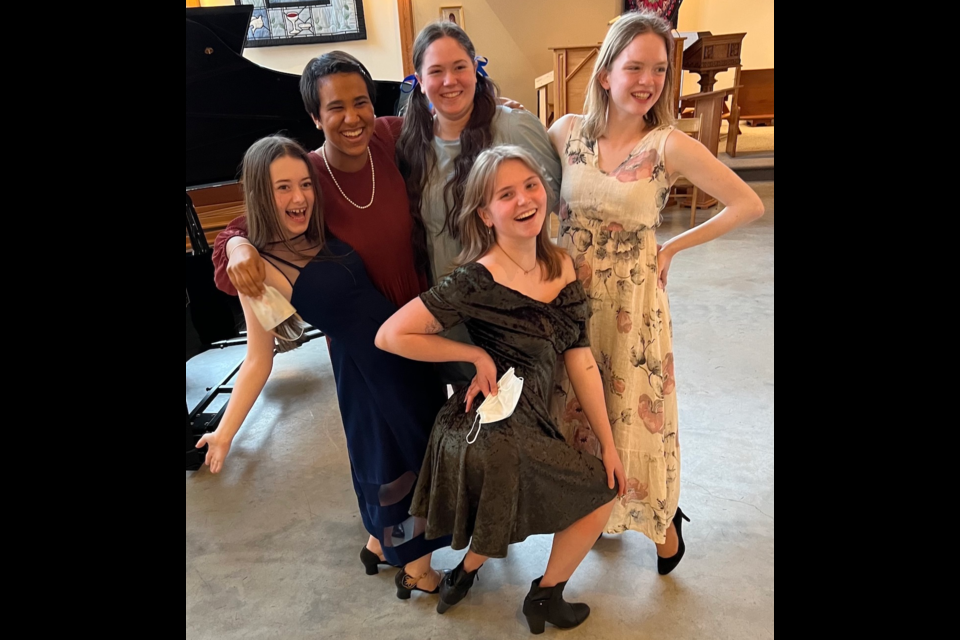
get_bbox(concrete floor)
[186,182,775,640]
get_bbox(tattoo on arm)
[424,318,444,335]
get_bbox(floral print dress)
[552,117,680,542]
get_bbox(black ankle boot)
[522,577,591,635]
[437,560,481,614]
[658,508,692,576]
[360,546,391,576]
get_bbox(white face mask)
[248,285,299,336]
[466,368,524,444]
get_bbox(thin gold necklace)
[497,242,538,276]
[321,145,376,210]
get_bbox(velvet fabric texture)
[411,263,617,558]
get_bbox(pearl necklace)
[321,145,376,210]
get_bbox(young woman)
[376,145,625,634]
[548,11,765,575]
[198,133,452,599]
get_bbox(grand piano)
[185,5,408,470]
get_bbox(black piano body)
[186,5,409,470]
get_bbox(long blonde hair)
[455,145,566,281]
[582,11,677,140]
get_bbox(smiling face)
[601,32,668,120]
[417,36,477,122]
[478,159,548,242]
[270,155,315,238]
[312,72,375,162]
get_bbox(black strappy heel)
[395,568,442,600]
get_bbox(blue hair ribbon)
[475,56,489,78]
[400,74,418,94]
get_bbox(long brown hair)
[242,136,325,257]
[241,135,325,348]
[583,11,677,140]
[397,21,500,275]
[455,145,566,281]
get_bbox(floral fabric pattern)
[551,117,681,542]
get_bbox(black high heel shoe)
[658,508,692,576]
[522,577,591,635]
[395,568,442,600]
[360,546,391,576]
[437,560,481,614]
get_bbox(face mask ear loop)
[466,412,483,445]
[271,325,305,342]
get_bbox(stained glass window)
[235,0,367,48]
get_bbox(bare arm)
[547,116,577,242]
[548,114,576,158]
[659,130,766,287]
[564,347,627,496]
[196,269,277,473]
[376,298,499,397]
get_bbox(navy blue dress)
[263,238,451,566]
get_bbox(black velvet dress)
[411,263,618,559]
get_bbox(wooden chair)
[672,115,707,227]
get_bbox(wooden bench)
[739,69,774,126]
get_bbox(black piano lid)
[187,6,325,190]
[186,6,250,57]
[186,7,407,191]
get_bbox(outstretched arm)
[196,281,276,473]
